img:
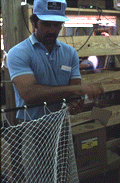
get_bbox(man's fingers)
[99,83,105,95]
[81,83,105,100]
[68,99,84,115]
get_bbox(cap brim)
[36,15,69,22]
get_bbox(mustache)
[45,33,57,39]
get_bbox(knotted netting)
[1,107,79,183]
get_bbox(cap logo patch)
[47,2,61,10]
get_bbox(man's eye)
[54,23,61,27]
[43,23,51,27]
[42,22,61,27]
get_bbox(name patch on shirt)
[61,65,71,72]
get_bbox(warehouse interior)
[1,0,120,182]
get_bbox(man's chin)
[44,38,56,45]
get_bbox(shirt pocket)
[57,69,71,85]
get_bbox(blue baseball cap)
[33,0,69,22]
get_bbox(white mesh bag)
[1,107,79,183]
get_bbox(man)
[7,0,104,121]
[7,0,105,182]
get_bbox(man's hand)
[68,83,105,115]
[74,83,105,100]
[68,98,84,115]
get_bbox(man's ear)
[31,22,36,32]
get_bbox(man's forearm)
[13,74,105,105]
[23,84,81,104]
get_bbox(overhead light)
[64,24,93,27]
[64,15,116,28]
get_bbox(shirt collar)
[29,33,61,48]
[29,33,39,45]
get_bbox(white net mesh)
[1,107,79,183]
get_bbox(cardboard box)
[72,107,112,172]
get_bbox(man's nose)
[48,25,56,33]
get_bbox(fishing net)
[1,107,79,183]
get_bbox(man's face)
[35,20,63,45]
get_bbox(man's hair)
[30,14,39,28]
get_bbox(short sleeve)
[70,49,81,80]
[7,46,34,81]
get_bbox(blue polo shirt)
[7,33,81,120]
